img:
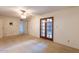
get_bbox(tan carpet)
[0,35,79,53]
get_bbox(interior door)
[40,17,53,41]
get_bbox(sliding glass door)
[40,17,53,41]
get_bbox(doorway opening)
[19,19,25,34]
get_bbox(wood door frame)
[40,17,54,41]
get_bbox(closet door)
[40,19,46,38]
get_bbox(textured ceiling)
[0,6,73,18]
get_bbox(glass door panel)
[46,18,52,39]
[41,20,45,37]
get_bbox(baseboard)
[54,42,79,50]
[0,34,27,39]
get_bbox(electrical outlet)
[67,40,70,43]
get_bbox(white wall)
[0,18,3,38]
[28,15,40,37]
[0,16,28,38]
[28,7,79,49]
[3,16,20,36]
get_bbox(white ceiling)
[0,6,73,18]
